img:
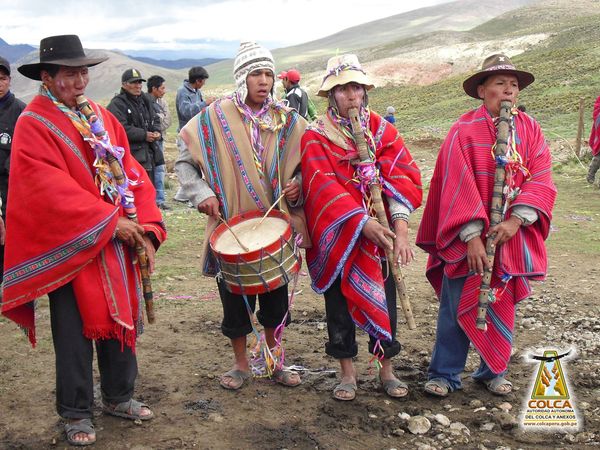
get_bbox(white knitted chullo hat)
[233,41,275,102]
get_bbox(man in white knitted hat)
[178,41,308,390]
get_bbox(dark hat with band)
[462,53,534,99]
[18,34,108,81]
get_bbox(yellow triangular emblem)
[531,351,569,399]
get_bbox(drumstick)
[253,192,286,230]
[219,216,250,252]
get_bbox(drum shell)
[209,210,301,295]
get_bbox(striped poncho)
[302,110,422,341]
[1,96,166,348]
[180,97,308,276]
[416,105,556,374]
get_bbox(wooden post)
[576,97,585,158]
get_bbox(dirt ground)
[0,142,599,450]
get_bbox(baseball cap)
[277,71,288,80]
[286,69,301,83]
[0,56,10,75]
[122,68,146,83]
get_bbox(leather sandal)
[424,378,451,397]
[65,418,96,446]
[333,382,357,401]
[481,376,513,396]
[220,369,251,390]
[102,398,154,421]
[380,377,409,398]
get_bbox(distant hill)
[203,0,537,87]
[128,56,224,70]
[0,38,35,63]
[366,0,600,138]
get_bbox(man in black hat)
[0,56,26,283]
[417,53,556,398]
[107,69,163,184]
[2,35,166,446]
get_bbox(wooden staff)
[476,100,513,331]
[76,95,156,324]
[348,108,416,330]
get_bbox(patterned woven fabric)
[1,95,166,348]
[416,105,557,374]
[589,95,600,156]
[302,111,422,341]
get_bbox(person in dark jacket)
[280,69,314,120]
[107,69,163,182]
[0,55,26,282]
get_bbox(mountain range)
[6,0,537,102]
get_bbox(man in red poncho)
[1,35,166,446]
[416,54,556,397]
[587,95,600,184]
[301,54,422,401]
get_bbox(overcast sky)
[1,0,449,58]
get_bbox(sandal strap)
[65,418,95,439]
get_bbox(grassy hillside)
[368,0,600,140]
[204,0,535,87]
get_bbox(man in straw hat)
[301,54,422,401]
[416,54,556,397]
[178,41,308,390]
[1,35,166,445]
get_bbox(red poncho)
[1,95,166,348]
[302,111,422,341]
[589,95,600,156]
[416,105,556,374]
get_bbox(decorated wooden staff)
[348,107,416,330]
[76,95,156,324]
[476,100,513,331]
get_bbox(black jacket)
[0,92,26,216]
[107,90,164,170]
[285,83,309,120]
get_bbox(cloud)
[0,0,448,57]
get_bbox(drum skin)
[210,210,301,295]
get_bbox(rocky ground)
[0,142,598,449]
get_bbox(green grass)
[366,7,600,140]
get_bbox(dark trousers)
[217,279,290,339]
[324,263,401,359]
[49,283,138,419]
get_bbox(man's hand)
[206,97,216,106]
[146,131,161,142]
[143,235,156,274]
[197,196,220,217]
[393,220,414,266]
[283,178,300,203]
[488,216,522,247]
[362,218,395,253]
[0,216,5,245]
[467,236,491,275]
[115,217,146,248]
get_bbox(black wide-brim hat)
[462,53,534,99]
[18,34,108,81]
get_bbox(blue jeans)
[428,275,506,391]
[154,163,166,206]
